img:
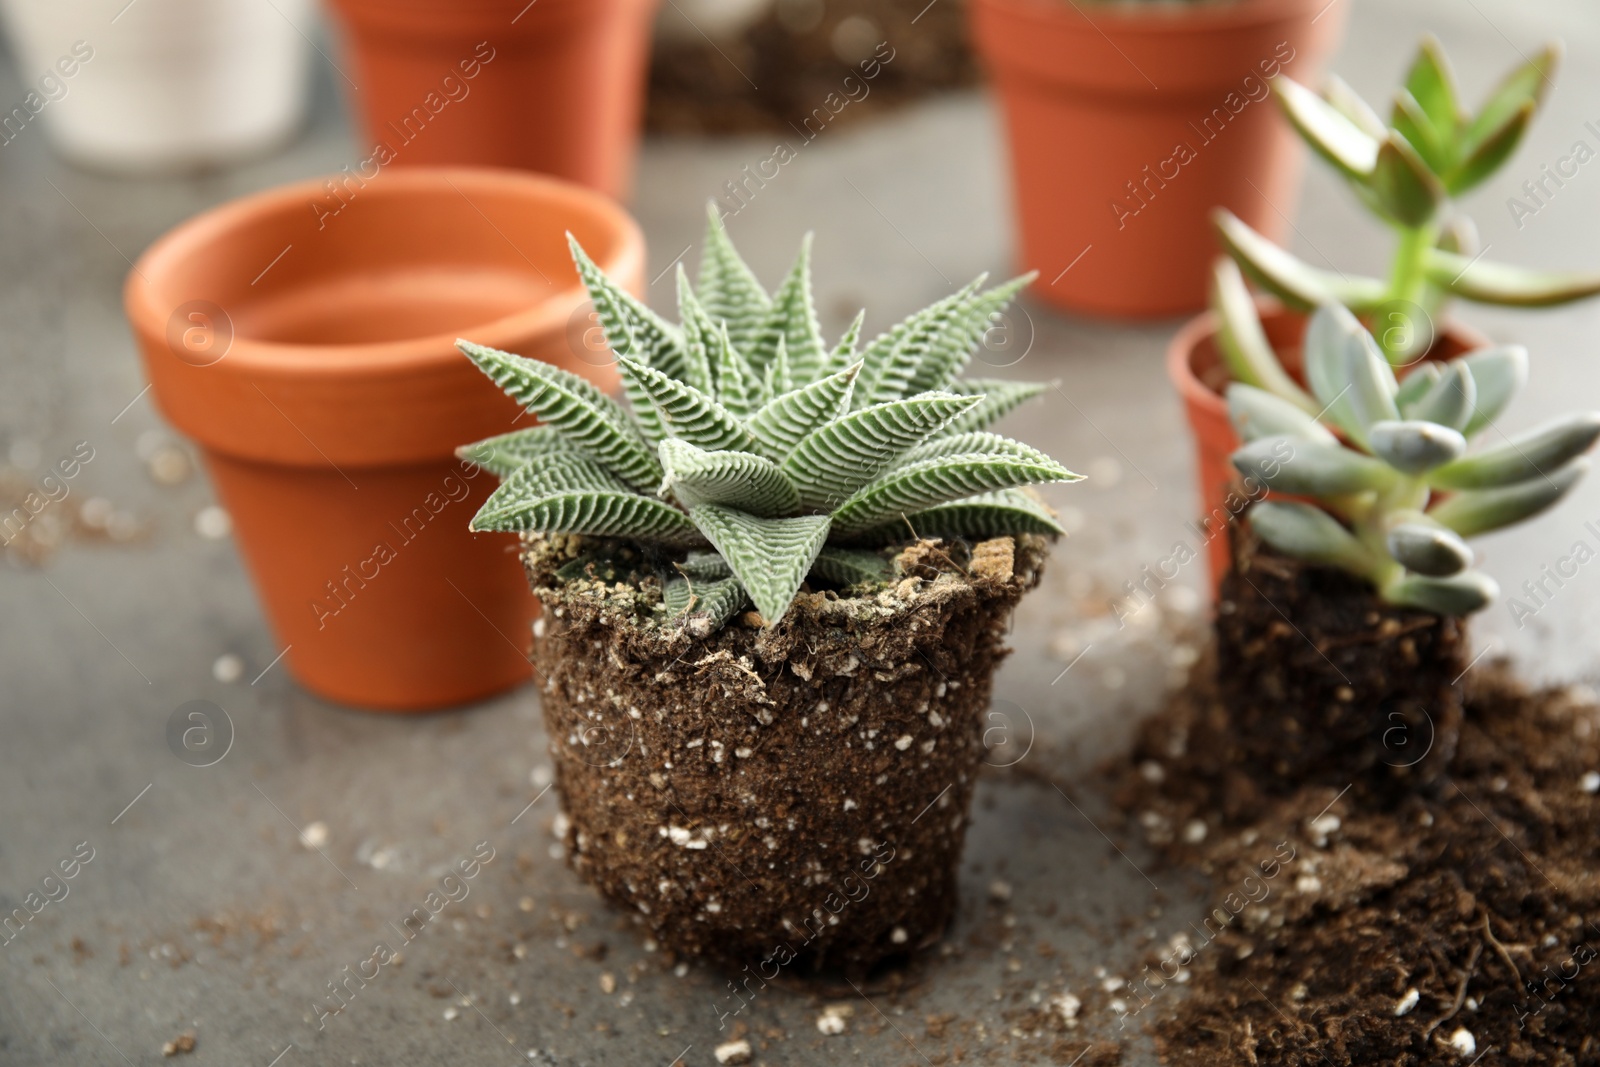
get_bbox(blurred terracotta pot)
[125,167,644,710]
[325,0,657,201]
[969,0,1346,319]
[1167,304,1487,594]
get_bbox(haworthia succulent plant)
[459,208,1079,631]
[1214,36,1600,367]
[1228,303,1600,616]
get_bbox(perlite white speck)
[817,1013,846,1035]
[988,879,1012,902]
[212,653,243,684]
[299,822,329,850]
[442,1007,459,1021]
[1581,771,1599,793]
[1394,988,1419,1016]
[1051,992,1081,1023]
[713,1039,752,1065]
[1449,1028,1475,1056]
[1294,874,1322,894]
[194,505,231,540]
[890,926,907,944]
[1181,819,1207,844]
[894,734,913,751]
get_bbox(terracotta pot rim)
[124,166,643,380]
[973,0,1337,35]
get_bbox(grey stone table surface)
[3,0,1599,1064]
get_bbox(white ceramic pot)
[0,0,313,171]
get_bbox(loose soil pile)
[646,0,978,136]
[1112,659,1600,1064]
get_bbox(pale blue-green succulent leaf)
[944,378,1047,433]
[1214,210,1387,312]
[748,234,826,380]
[1211,259,1317,411]
[458,340,661,491]
[1405,361,1475,430]
[1233,435,1397,495]
[1342,323,1401,429]
[895,431,1060,467]
[745,361,862,461]
[688,506,830,625]
[1428,413,1600,489]
[1460,345,1528,437]
[1425,250,1600,308]
[1248,501,1373,573]
[1367,420,1468,474]
[1429,457,1588,537]
[782,393,980,511]
[852,489,1062,544]
[1302,304,1371,442]
[809,547,893,588]
[1227,384,1336,444]
[1394,364,1442,411]
[696,203,769,354]
[1383,570,1498,615]
[1386,518,1473,577]
[456,426,584,478]
[658,437,800,517]
[1273,75,1381,179]
[831,452,1080,535]
[617,357,759,453]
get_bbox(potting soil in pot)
[524,531,1047,975]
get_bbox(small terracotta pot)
[968,0,1346,318]
[325,0,658,201]
[125,167,644,710]
[1167,303,1488,594]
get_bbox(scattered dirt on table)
[646,0,977,136]
[1112,660,1600,1064]
[161,1030,196,1056]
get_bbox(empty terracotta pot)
[324,0,658,201]
[125,167,644,710]
[969,0,1347,318]
[1167,304,1487,594]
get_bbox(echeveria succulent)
[1229,303,1600,615]
[457,206,1079,631]
[1214,36,1600,365]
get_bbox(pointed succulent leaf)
[673,266,718,396]
[568,235,691,394]
[696,203,770,354]
[661,574,695,617]
[1226,384,1336,444]
[1427,413,1600,489]
[472,456,632,532]
[1211,259,1317,411]
[1214,210,1386,311]
[1302,304,1371,442]
[1405,362,1475,430]
[1390,90,1453,175]
[748,234,825,380]
[688,506,830,625]
[1460,345,1528,437]
[661,575,748,633]
[1343,323,1401,428]
[809,547,893,588]
[1383,570,1498,616]
[676,550,733,581]
[1370,133,1445,227]
[1386,518,1473,577]
[1429,458,1588,537]
[658,438,801,516]
[1322,74,1387,139]
[904,275,1034,398]
[1446,101,1533,195]
[944,378,1047,433]
[895,431,1059,467]
[857,278,983,406]
[746,360,862,461]
[1403,35,1461,136]
[1248,501,1373,573]
[1273,76,1381,179]
[831,452,1080,535]
[1461,42,1558,160]
[456,426,584,478]
[1233,436,1398,495]
[822,309,867,376]
[1394,364,1442,411]
[617,357,759,453]
[1368,420,1466,474]
[782,393,981,511]
[1424,249,1600,308]
[851,489,1062,544]
[708,322,763,417]
[471,481,701,547]
[457,341,661,491]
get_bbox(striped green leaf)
[832,452,1081,535]
[821,309,866,376]
[782,393,981,511]
[748,235,825,380]
[906,276,1033,397]
[853,489,1063,544]
[661,575,749,632]
[658,438,800,516]
[858,277,983,406]
[471,477,700,546]
[618,357,759,452]
[944,379,1047,433]
[458,341,661,491]
[696,203,770,355]
[894,431,1059,468]
[709,322,764,417]
[688,506,831,624]
[675,550,732,581]
[456,426,584,478]
[746,361,861,461]
[673,266,719,397]
[809,547,893,588]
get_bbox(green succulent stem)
[1377,218,1441,363]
